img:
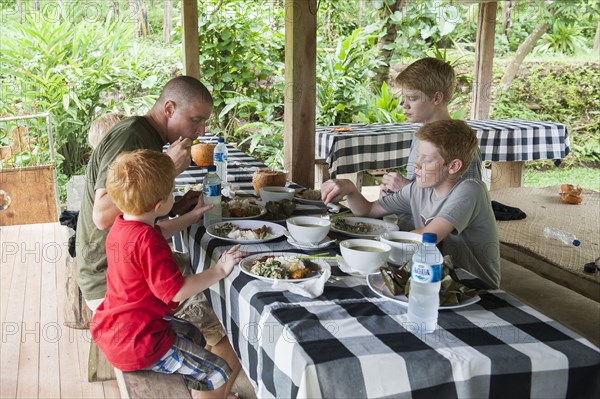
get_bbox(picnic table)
[188,217,600,398]
[174,142,598,398]
[315,119,570,190]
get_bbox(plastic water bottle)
[213,138,228,183]
[543,227,580,247]
[407,233,443,334]
[203,165,222,227]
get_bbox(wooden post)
[472,2,520,190]
[283,0,317,189]
[471,1,496,120]
[181,0,200,79]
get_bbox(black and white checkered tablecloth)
[174,137,267,189]
[316,119,571,177]
[189,224,600,399]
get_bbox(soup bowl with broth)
[286,216,330,244]
[260,186,295,202]
[379,231,422,263]
[339,239,391,274]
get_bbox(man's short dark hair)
[157,76,213,108]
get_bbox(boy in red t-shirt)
[91,149,244,398]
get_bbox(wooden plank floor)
[0,223,120,399]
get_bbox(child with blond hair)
[322,120,499,289]
[87,113,123,149]
[380,57,482,194]
[91,149,243,398]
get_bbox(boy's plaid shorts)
[144,318,232,391]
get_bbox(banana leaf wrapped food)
[379,256,477,306]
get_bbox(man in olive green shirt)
[77,76,212,305]
[76,77,245,396]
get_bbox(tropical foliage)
[0,0,598,202]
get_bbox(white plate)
[331,216,399,238]
[239,252,329,283]
[366,272,481,310]
[222,204,267,220]
[206,220,285,244]
[287,236,335,250]
[337,259,371,277]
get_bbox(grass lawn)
[523,166,600,192]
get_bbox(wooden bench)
[63,256,117,382]
[115,369,192,399]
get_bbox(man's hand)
[166,137,192,174]
[171,190,201,216]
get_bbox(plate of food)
[331,216,399,237]
[239,252,328,283]
[294,188,324,205]
[222,198,266,220]
[206,220,285,244]
[261,199,297,222]
[368,259,480,309]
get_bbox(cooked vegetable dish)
[332,218,376,234]
[379,256,477,306]
[213,223,272,240]
[249,255,312,279]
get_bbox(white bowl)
[260,186,295,202]
[379,231,422,264]
[339,239,391,274]
[286,216,330,244]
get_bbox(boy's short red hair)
[107,149,176,215]
[416,120,478,177]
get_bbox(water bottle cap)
[217,138,225,143]
[207,165,216,172]
[422,232,437,244]
[573,239,581,247]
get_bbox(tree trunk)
[594,18,600,51]
[163,0,172,44]
[500,20,549,90]
[16,0,23,23]
[501,1,514,39]
[140,0,149,37]
[372,0,406,90]
[129,0,139,38]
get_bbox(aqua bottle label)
[411,261,442,283]
[214,152,227,162]
[203,183,221,197]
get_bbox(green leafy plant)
[238,122,284,169]
[535,20,588,55]
[316,24,385,126]
[0,10,134,175]
[356,82,406,123]
[171,0,285,136]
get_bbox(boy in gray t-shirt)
[321,120,500,288]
